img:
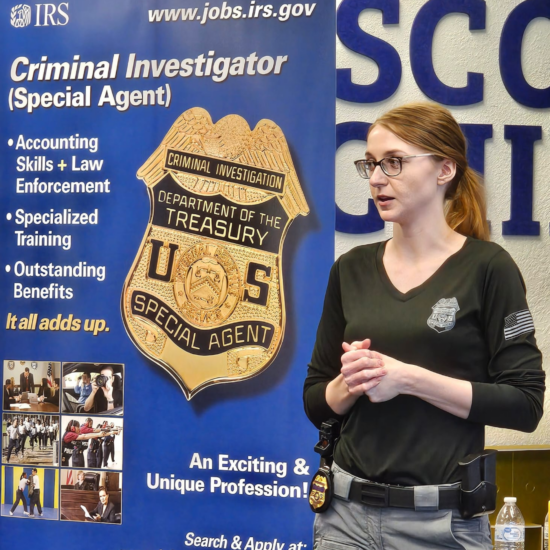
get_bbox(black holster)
[458,449,497,519]
[314,418,340,467]
[309,419,341,513]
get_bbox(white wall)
[336,0,549,445]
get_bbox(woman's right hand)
[326,338,386,415]
[341,339,386,395]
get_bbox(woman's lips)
[377,195,394,205]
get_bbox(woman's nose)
[369,164,387,186]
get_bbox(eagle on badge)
[121,108,309,399]
[427,297,460,333]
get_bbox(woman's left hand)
[364,353,416,403]
[362,350,473,418]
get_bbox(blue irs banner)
[0,1,335,548]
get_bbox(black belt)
[348,479,461,509]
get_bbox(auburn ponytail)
[369,102,490,241]
[445,167,490,241]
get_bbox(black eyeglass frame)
[354,154,437,179]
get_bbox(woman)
[43,421,49,447]
[86,424,103,469]
[61,419,109,468]
[5,418,20,463]
[103,422,118,467]
[304,103,545,550]
[28,421,37,450]
[9,472,30,516]
[39,420,47,450]
[74,470,89,490]
[35,420,42,450]
[47,420,55,445]
[38,378,60,406]
[37,378,50,399]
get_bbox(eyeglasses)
[354,154,437,179]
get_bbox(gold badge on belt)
[121,107,309,399]
[309,466,333,513]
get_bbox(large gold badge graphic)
[121,108,309,399]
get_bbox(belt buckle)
[360,482,389,507]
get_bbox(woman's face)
[78,473,84,482]
[365,126,451,226]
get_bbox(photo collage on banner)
[0,1,336,547]
[2,360,123,522]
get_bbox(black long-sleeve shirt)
[304,238,545,486]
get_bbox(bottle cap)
[504,497,517,503]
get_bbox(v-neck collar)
[375,237,471,302]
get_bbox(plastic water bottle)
[494,497,525,550]
[544,500,549,550]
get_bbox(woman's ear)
[437,159,457,186]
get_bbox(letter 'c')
[500,0,550,108]
[410,0,486,105]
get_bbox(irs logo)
[11,4,31,27]
[427,297,460,333]
[8,361,15,370]
[122,108,309,399]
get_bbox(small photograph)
[2,414,59,466]
[1,465,59,520]
[60,469,122,524]
[62,363,123,415]
[60,416,123,470]
[3,360,61,412]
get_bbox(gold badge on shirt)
[121,107,309,399]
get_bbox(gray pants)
[314,465,492,550]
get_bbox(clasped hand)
[341,339,412,403]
